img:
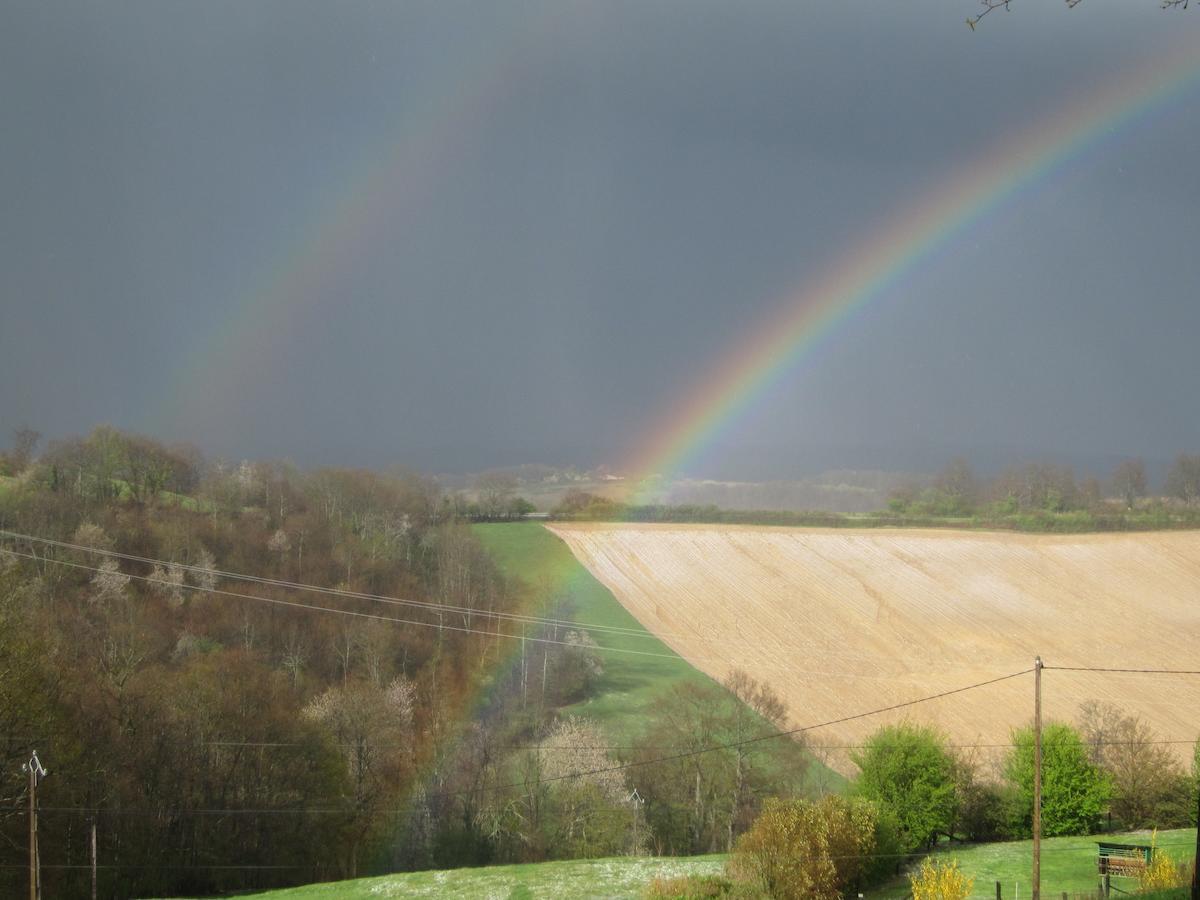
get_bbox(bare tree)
[9,427,40,474]
[475,471,518,519]
[1165,454,1200,504]
[1110,458,1148,509]
[968,0,1188,30]
[1078,701,1186,827]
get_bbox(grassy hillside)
[474,523,840,794]
[216,828,1196,899]
[474,522,723,733]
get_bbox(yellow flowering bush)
[910,857,974,900]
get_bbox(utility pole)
[22,750,48,900]
[628,789,645,854]
[1033,657,1043,900]
[91,818,98,900]
[1191,774,1198,900]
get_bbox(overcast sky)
[3,1,1198,477]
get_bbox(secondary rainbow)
[157,7,588,434]
[622,38,1200,497]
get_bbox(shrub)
[1139,832,1189,892]
[910,857,974,900]
[729,795,884,900]
[643,874,753,899]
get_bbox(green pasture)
[473,522,722,733]
[204,828,1196,899]
[233,854,724,899]
[870,828,1196,900]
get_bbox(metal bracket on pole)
[22,750,48,900]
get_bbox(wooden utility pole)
[28,764,36,900]
[1033,657,1043,900]
[22,750,47,900]
[91,818,98,900]
[628,789,644,855]
[1191,775,1198,900]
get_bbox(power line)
[0,546,978,681]
[501,737,1200,753]
[184,737,1199,753]
[18,842,1199,869]
[0,548,686,662]
[0,528,660,641]
[27,668,1034,816]
[1044,666,1200,675]
[0,528,1023,676]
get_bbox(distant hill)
[439,465,920,514]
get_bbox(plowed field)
[549,523,1200,773]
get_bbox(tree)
[1004,722,1111,836]
[852,722,957,852]
[9,427,40,474]
[1165,454,1200,505]
[933,458,978,515]
[991,463,1080,513]
[302,676,416,875]
[536,717,635,858]
[952,747,1006,841]
[1078,701,1189,827]
[631,676,805,855]
[475,471,518,519]
[1110,459,1147,509]
[968,0,1189,31]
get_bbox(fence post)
[996,881,1002,900]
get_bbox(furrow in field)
[549,523,1200,774]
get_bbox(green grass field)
[871,828,1197,900]
[213,828,1196,899]
[233,854,724,899]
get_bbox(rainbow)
[158,7,589,435]
[621,37,1200,497]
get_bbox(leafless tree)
[1165,454,1200,504]
[1110,459,1148,509]
[968,0,1187,30]
[9,427,40,474]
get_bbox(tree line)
[549,454,1200,532]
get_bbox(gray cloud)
[2,0,1198,475]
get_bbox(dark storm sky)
[3,1,1198,476]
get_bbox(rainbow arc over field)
[620,39,1200,499]
[399,36,1200,823]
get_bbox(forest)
[0,426,807,897]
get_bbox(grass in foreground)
[200,827,1196,899]
[870,828,1197,900]
[234,854,725,899]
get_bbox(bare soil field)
[549,523,1200,774]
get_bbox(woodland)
[0,427,803,897]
